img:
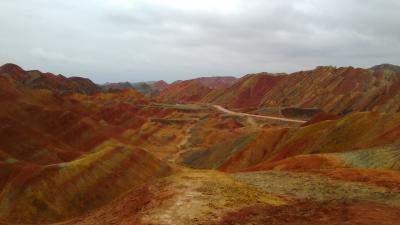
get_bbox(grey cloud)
[0,0,399,83]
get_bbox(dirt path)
[213,105,307,124]
[62,170,285,225]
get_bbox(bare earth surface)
[59,170,285,225]
[233,171,400,206]
[53,169,400,225]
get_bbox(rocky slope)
[0,67,174,224]
[216,111,400,172]
[208,66,400,114]
[0,63,100,94]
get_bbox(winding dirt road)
[213,105,307,124]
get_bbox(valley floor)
[1,102,400,225]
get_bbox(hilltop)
[0,63,100,94]
[370,63,400,73]
[158,65,400,114]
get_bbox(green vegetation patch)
[339,145,400,170]
[3,158,18,164]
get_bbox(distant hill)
[157,65,400,114]
[0,63,100,94]
[204,72,282,108]
[6,62,399,114]
[370,64,400,73]
[101,82,134,91]
[196,76,237,89]
[148,80,168,91]
[158,76,237,103]
[163,66,400,114]
[101,81,162,96]
[131,82,158,96]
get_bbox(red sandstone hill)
[158,79,212,103]
[204,73,282,108]
[164,65,400,114]
[149,80,168,91]
[0,63,100,94]
[101,82,134,91]
[222,66,400,113]
[0,70,173,224]
[0,76,148,165]
[158,76,237,103]
[196,76,237,89]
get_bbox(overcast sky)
[0,0,399,83]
